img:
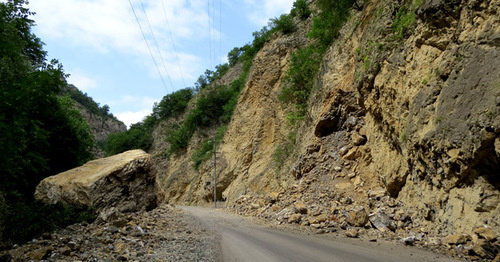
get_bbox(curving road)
[180,206,459,262]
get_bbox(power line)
[139,0,174,91]
[212,0,216,66]
[219,0,222,64]
[128,0,169,92]
[207,0,213,68]
[161,0,186,88]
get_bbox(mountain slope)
[61,84,127,157]
[152,0,498,259]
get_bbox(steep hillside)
[152,0,498,259]
[61,84,127,157]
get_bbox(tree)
[0,0,95,244]
[152,88,194,120]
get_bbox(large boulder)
[35,150,162,213]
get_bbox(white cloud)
[30,0,211,86]
[108,95,159,127]
[244,0,295,27]
[115,110,152,128]
[67,71,98,92]
[118,96,158,108]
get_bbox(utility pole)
[213,134,217,209]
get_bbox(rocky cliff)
[78,105,127,157]
[62,84,127,157]
[153,0,499,259]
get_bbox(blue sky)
[24,0,295,127]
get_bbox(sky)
[21,0,296,127]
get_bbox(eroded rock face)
[35,150,161,213]
[152,0,498,259]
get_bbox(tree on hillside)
[0,0,95,245]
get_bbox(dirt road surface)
[181,206,460,262]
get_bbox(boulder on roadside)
[444,233,472,245]
[345,206,368,227]
[294,201,308,214]
[473,226,497,242]
[369,211,396,232]
[345,228,359,238]
[265,192,280,204]
[288,214,302,223]
[471,238,498,259]
[35,150,162,213]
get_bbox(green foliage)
[104,115,156,155]
[392,7,415,40]
[399,128,407,143]
[0,0,96,245]
[308,0,355,47]
[152,88,194,120]
[165,123,194,154]
[167,65,250,155]
[238,26,273,63]
[55,96,95,166]
[61,85,117,120]
[191,126,227,170]
[228,47,243,66]
[107,88,195,156]
[291,0,311,19]
[3,199,96,245]
[270,14,296,34]
[392,0,425,40]
[194,64,230,90]
[166,86,233,155]
[279,45,323,120]
[279,0,356,124]
[356,41,385,80]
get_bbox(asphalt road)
[180,206,460,262]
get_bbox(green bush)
[392,7,415,40]
[191,126,227,170]
[279,0,356,124]
[104,115,157,155]
[227,47,243,66]
[166,123,195,154]
[279,45,323,119]
[152,88,193,120]
[167,61,251,156]
[61,85,117,120]
[308,0,355,47]
[291,0,311,19]
[271,14,296,34]
[2,199,96,245]
[166,86,234,154]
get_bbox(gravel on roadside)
[0,204,221,262]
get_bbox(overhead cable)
[207,0,213,68]
[219,0,222,64]
[128,0,169,92]
[161,0,186,88]
[139,0,174,91]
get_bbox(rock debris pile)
[0,205,219,262]
[229,191,499,261]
